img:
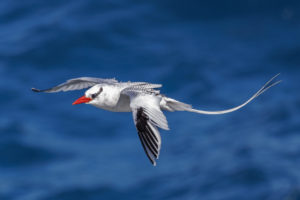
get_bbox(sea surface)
[0,1,300,200]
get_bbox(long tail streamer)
[187,74,281,115]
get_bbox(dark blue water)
[1,1,300,200]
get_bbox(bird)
[32,74,280,166]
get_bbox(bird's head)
[72,85,103,105]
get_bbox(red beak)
[72,96,92,105]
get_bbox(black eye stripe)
[91,87,103,99]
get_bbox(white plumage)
[32,74,280,165]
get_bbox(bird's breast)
[92,93,131,112]
[113,94,131,112]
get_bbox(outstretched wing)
[32,77,118,93]
[124,90,169,166]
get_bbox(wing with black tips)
[125,91,169,166]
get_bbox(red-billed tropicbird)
[32,74,280,165]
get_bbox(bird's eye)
[91,87,103,99]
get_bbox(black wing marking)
[135,107,161,166]
[32,77,118,93]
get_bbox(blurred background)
[0,0,300,200]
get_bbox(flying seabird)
[32,74,280,165]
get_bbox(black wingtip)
[31,88,41,92]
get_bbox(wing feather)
[32,77,118,93]
[126,91,169,166]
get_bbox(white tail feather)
[162,74,281,115]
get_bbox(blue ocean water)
[0,1,300,199]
